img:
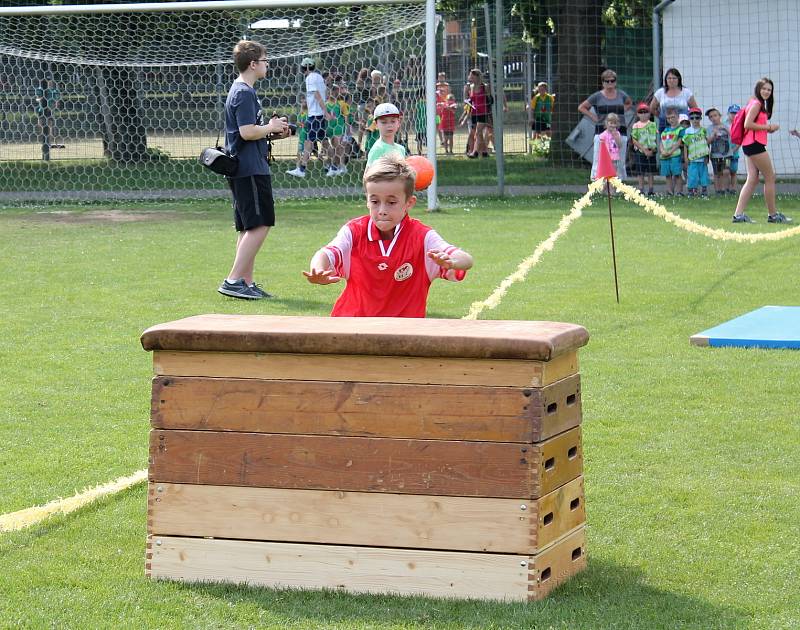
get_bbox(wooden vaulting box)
[141,315,589,602]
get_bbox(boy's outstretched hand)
[303,268,341,284]
[427,249,456,269]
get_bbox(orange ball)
[406,155,434,191]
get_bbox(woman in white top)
[649,68,699,132]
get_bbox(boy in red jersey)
[304,155,473,317]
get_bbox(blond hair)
[605,112,620,127]
[600,69,617,82]
[363,155,416,198]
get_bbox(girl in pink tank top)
[466,68,491,158]
[742,98,768,147]
[732,77,792,224]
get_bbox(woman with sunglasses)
[650,68,699,133]
[732,77,792,224]
[578,69,633,179]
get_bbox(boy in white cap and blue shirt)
[287,57,336,177]
[366,102,407,166]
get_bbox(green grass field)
[1,192,799,629]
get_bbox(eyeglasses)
[257,58,269,64]
[603,78,616,83]
[637,110,649,114]
[688,115,702,120]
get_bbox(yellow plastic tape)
[0,469,147,533]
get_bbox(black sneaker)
[249,282,274,298]
[732,214,755,223]
[767,212,793,223]
[218,278,262,300]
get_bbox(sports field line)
[0,469,147,533]
[463,178,604,320]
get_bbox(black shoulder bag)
[199,124,238,177]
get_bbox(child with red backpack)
[731,78,792,224]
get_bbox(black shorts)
[415,132,426,142]
[711,157,731,175]
[305,115,327,142]
[532,120,551,132]
[471,113,489,124]
[228,174,275,231]
[631,150,658,175]
[742,142,766,157]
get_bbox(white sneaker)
[286,167,306,178]
[337,165,347,175]
[325,166,339,177]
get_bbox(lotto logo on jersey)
[394,262,413,282]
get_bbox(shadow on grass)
[687,241,795,313]
[173,557,744,629]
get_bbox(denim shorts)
[659,155,682,177]
[305,115,327,142]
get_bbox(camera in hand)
[267,114,298,140]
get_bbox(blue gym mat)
[690,306,800,349]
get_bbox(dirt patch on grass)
[24,209,200,223]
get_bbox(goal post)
[0,0,439,208]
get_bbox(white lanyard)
[369,219,403,258]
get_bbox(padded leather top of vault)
[141,315,589,361]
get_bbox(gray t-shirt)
[587,89,630,134]
[706,123,730,158]
[225,79,270,178]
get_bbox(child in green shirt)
[366,102,407,166]
[630,102,658,196]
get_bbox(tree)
[547,0,604,162]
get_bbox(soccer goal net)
[0,0,431,202]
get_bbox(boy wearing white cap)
[366,102,407,166]
[287,57,334,177]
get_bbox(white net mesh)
[0,2,429,202]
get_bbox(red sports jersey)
[323,214,466,317]
[437,101,456,132]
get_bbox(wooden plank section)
[149,430,533,498]
[148,484,533,553]
[535,477,586,550]
[141,314,590,361]
[528,527,587,601]
[152,351,578,388]
[148,477,586,554]
[150,374,582,443]
[147,536,531,601]
[148,428,582,499]
[532,373,582,442]
[537,427,583,497]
